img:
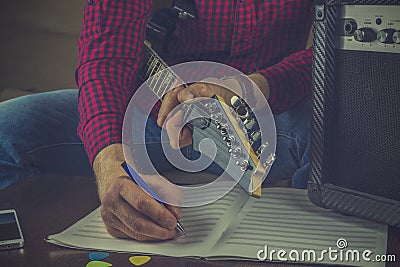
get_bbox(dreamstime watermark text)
[257,238,396,263]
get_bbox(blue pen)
[121,162,186,236]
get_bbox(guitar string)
[146,57,175,98]
[141,45,264,155]
[143,45,187,97]
[143,49,224,120]
[144,54,171,98]
[143,48,253,137]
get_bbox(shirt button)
[88,0,93,5]
[240,0,245,2]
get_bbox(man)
[0,0,313,241]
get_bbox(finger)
[179,127,192,148]
[177,88,194,102]
[100,181,178,241]
[112,196,178,240]
[106,226,129,239]
[178,79,237,104]
[165,204,182,219]
[118,179,178,230]
[147,177,184,207]
[101,205,129,238]
[157,85,185,127]
[177,83,213,103]
[102,208,165,241]
[164,110,192,149]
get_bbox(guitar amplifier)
[308,1,400,227]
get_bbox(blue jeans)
[0,89,311,190]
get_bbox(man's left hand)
[156,78,239,149]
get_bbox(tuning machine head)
[223,135,236,144]
[250,130,261,144]
[230,96,249,119]
[244,118,255,130]
[230,96,242,109]
[256,142,269,157]
[210,113,223,123]
[216,123,231,136]
[229,147,242,159]
[235,160,249,171]
[205,102,219,113]
[223,135,237,148]
[216,123,227,130]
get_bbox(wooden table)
[0,174,399,267]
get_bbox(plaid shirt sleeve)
[255,0,314,114]
[76,0,152,164]
[259,47,313,114]
[76,0,314,165]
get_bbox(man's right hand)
[93,144,182,241]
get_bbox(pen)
[121,162,186,236]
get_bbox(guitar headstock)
[185,95,275,197]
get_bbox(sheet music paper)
[48,187,387,266]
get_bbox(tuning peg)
[224,136,237,148]
[217,123,230,130]
[230,96,249,118]
[236,106,249,119]
[230,147,242,159]
[235,160,249,171]
[250,131,261,144]
[230,96,242,109]
[223,136,231,147]
[221,129,228,135]
[256,142,269,156]
[244,118,255,130]
[211,113,223,123]
[205,102,218,113]
[219,126,228,135]
[223,135,236,144]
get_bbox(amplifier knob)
[354,28,376,42]
[377,29,396,44]
[393,31,400,44]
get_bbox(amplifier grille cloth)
[323,49,400,201]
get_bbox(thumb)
[177,89,194,102]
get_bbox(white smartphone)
[0,209,24,250]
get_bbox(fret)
[151,62,166,94]
[146,65,163,98]
[148,61,162,87]
[149,64,164,97]
[142,43,187,99]
[151,65,166,97]
[144,54,152,77]
[160,71,174,97]
[146,56,158,80]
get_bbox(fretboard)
[140,42,186,100]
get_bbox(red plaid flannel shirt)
[76,0,314,164]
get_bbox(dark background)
[0,0,169,101]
